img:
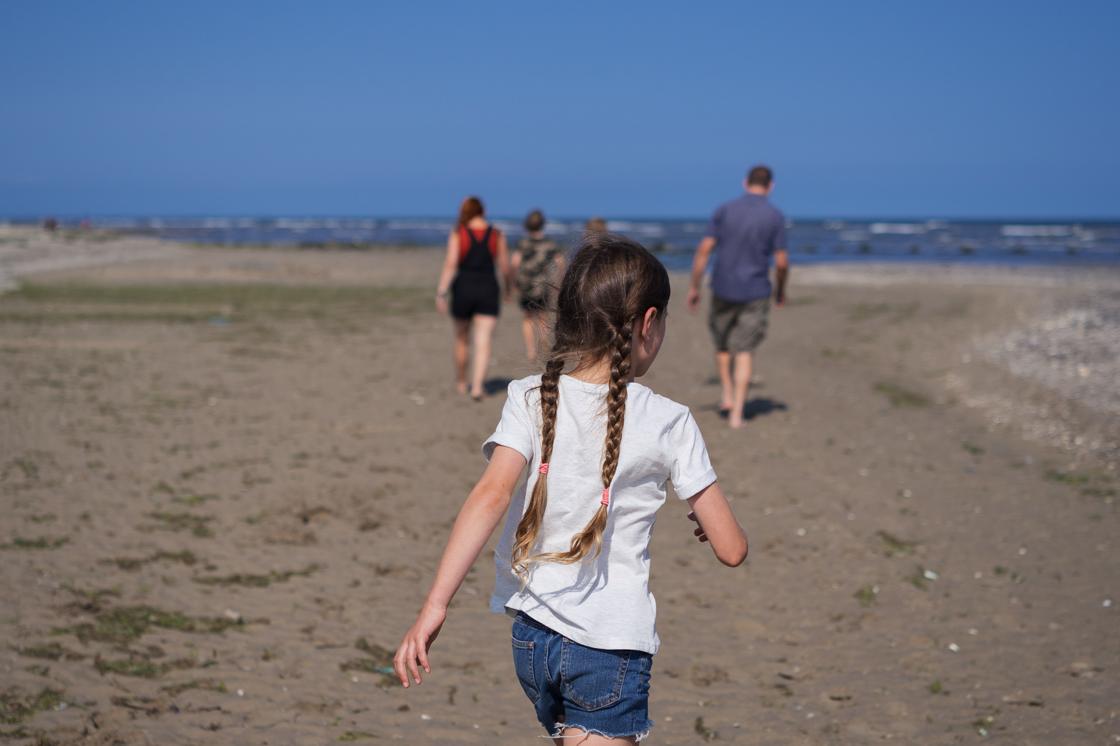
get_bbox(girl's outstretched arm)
[686,481,748,567]
[393,445,526,688]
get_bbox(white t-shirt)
[483,374,717,654]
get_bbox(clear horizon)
[5,213,1120,224]
[3,1,1118,219]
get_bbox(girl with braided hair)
[394,234,748,744]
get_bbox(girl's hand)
[686,482,748,567]
[393,601,447,688]
[435,294,449,315]
[688,511,708,543]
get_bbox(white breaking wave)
[870,223,927,235]
[1001,225,1072,238]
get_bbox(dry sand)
[1,232,1118,744]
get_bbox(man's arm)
[687,236,716,313]
[773,249,790,307]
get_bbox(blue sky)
[2,1,1117,218]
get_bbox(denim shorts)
[511,612,654,741]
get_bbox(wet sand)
[1,233,1118,744]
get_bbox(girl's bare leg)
[470,314,497,399]
[452,318,470,394]
[553,729,638,745]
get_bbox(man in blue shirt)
[687,165,790,429]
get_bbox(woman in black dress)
[435,196,511,399]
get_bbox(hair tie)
[600,488,610,506]
[538,463,549,475]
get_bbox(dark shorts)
[511,612,653,741]
[709,296,769,354]
[450,273,500,320]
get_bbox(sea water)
[16,217,1120,270]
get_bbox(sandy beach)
[1,229,1118,745]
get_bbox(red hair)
[458,196,485,227]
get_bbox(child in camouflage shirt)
[512,210,565,360]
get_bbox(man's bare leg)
[452,319,470,395]
[729,351,753,429]
[717,351,733,413]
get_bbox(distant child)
[395,234,748,744]
[511,209,565,360]
[585,215,608,234]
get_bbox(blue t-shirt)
[705,194,787,303]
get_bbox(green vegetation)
[0,687,63,725]
[101,550,198,571]
[1044,469,1091,486]
[62,585,121,606]
[853,585,878,607]
[972,713,996,736]
[160,679,227,696]
[340,638,396,687]
[144,512,214,538]
[172,493,220,506]
[928,680,944,694]
[94,656,196,678]
[694,716,719,741]
[961,441,984,456]
[2,458,39,481]
[906,566,930,590]
[873,381,931,408]
[13,643,85,662]
[0,536,69,550]
[193,563,321,588]
[877,530,918,557]
[53,604,244,644]
[338,732,379,742]
[1,282,431,325]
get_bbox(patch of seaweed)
[101,550,199,571]
[193,563,321,588]
[53,604,245,644]
[0,687,63,725]
[143,512,214,538]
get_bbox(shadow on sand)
[703,397,789,421]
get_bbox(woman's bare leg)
[452,318,470,394]
[470,314,498,399]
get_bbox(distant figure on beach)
[687,165,790,429]
[584,216,608,234]
[435,196,511,400]
[395,234,747,743]
[42,217,58,233]
[512,210,565,361]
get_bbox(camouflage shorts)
[708,296,769,354]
